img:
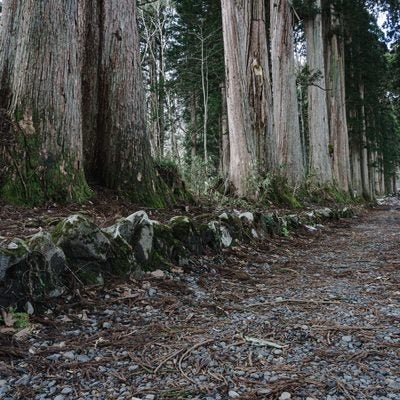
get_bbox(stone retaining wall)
[0,207,354,308]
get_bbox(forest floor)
[0,199,399,400]
[0,186,195,241]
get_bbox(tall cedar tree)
[0,0,168,206]
[0,0,91,204]
[221,0,274,197]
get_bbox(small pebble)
[25,301,34,315]
[342,335,352,342]
[46,354,61,361]
[77,355,90,363]
[63,351,75,360]
[279,392,291,400]
[258,388,272,395]
[15,375,30,386]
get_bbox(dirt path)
[1,205,399,400]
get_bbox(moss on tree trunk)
[0,1,91,205]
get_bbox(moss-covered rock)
[104,210,154,267]
[219,224,233,247]
[299,211,316,225]
[152,222,187,269]
[127,211,154,263]
[0,233,66,303]
[169,216,202,254]
[194,215,223,251]
[285,214,301,229]
[259,212,281,236]
[27,231,66,294]
[239,212,254,224]
[51,214,113,284]
[0,239,30,282]
[314,207,334,222]
[52,214,111,263]
[53,214,141,281]
[239,211,261,239]
[103,218,135,243]
[106,234,138,277]
[338,207,354,218]
[218,211,244,243]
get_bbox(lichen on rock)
[169,216,202,254]
[52,214,111,263]
[0,238,30,282]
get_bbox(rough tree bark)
[95,0,163,205]
[323,1,351,191]
[359,83,371,199]
[350,139,363,196]
[80,0,168,206]
[0,0,90,204]
[81,0,101,181]
[220,82,230,179]
[221,0,274,197]
[304,0,333,185]
[0,0,171,206]
[270,0,304,185]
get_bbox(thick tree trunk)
[149,40,159,156]
[221,0,274,197]
[94,0,165,206]
[373,151,381,196]
[81,0,101,181]
[323,2,350,191]
[350,139,362,197]
[304,0,333,185]
[248,0,275,174]
[392,170,397,193]
[359,83,371,199]
[157,9,166,158]
[220,82,230,178]
[270,0,304,185]
[368,149,375,196]
[380,168,385,195]
[0,0,90,204]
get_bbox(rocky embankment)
[0,207,353,308]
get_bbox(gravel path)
[1,204,399,400]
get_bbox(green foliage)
[292,0,320,20]
[260,174,303,209]
[0,308,30,330]
[300,176,356,205]
[13,311,29,329]
[296,64,323,89]
[167,0,224,165]
[182,155,219,199]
